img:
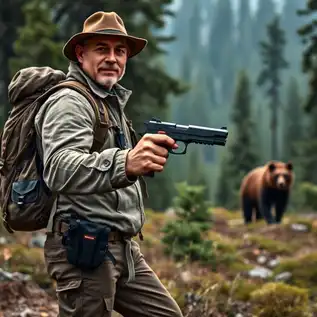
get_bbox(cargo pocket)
[103,296,114,313]
[11,180,40,205]
[56,279,83,314]
[44,233,81,282]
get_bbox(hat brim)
[63,30,148,61]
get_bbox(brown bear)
[239,161,294,225]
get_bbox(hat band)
[94,29,127,36]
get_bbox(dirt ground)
[1,208,317,316]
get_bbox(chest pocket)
[92,97,149,199]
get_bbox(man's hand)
[125,133,178,177]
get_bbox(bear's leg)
[260,189,274,224]
[255,204,263,221]
[242,195,254,224]
[275,192,289,224]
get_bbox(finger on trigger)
[151,134,176,148]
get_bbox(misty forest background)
[1,0,317,213]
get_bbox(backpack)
[0,66,112,234]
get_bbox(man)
[35,11,183,317]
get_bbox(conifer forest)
[3,1,317,316]
[0,0,316,212]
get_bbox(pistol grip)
[144,171,155,178]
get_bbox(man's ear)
[75,44,84,63]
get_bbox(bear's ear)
[268,162,276,172]
[286,161,293,170]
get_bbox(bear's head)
[265,161,294,190]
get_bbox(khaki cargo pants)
[44,228,183,317]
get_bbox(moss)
[247,234,295,255]
[143,210,169,237]
[250,282,311,317]
[0,244,47,283]
[232,279,261,301]
[225,258,253,275]
[207,231,241,252]
[203,231,253,276]
[245,220,268,230]
[286,216,313,232]
[161,278,187,309]
[210,208,241,221]
[273,252,317,292]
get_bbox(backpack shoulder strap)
[122,113,139,148]
[48,80,110,153]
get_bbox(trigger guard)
[168,142,188,155]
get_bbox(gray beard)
[98,65,126,90]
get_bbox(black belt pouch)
[62,217,113,270]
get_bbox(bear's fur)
[239,161,294,225]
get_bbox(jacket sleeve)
[38,89,136,195]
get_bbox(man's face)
[75,35,128,89]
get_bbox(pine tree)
[216,70,258,209]
[251,0,276,50]
[295,0,317,184]
[207,0,235,102]
[9,0,67,75]
[0,0,26,120]
[297,0,317,112]
[297,107,317,183]
[282,77,303,161]
[257,15,288,160]
[215,154,232,208]
[187,148,209,200]
[237,0,252,69]
[228,70,259,206]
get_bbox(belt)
[52,220,125,242]
[52,218,138,283]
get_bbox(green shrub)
[273,252,317,292]
[250,282,311,317]
[298,182,317,211]
[161,182,214,263]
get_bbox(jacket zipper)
[109,102,143,228]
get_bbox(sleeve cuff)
[111,149,137,188]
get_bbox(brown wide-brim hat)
[63,11,148,61]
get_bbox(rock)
[0,268,31,282]
[184,292,201,307]
[0,280,58,317]
[180,271,192,283]
[291,223,308,232]
[0,269,13,281]
[20,308,35,317]
[274,271,292,282]
[248,266,273,279]
[0,236,7,245]
[268,258,280,268]
[257,255,267,265]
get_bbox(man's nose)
[105,49,116,63]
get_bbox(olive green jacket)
[34,62,145,235]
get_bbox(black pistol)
[139,118,228,177]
